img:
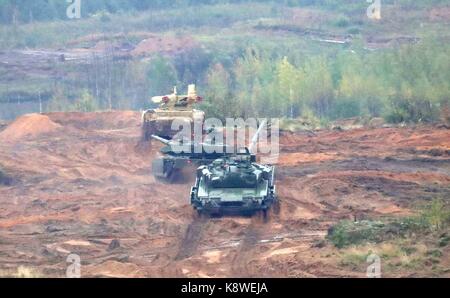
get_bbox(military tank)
[150,134,235,180]
[141,84,205,142]
[188,120,278,218]
[150,119,269,182]
[190,148,277,218]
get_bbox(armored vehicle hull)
[190,155,277,216]
[141,84,205,141]
[142,109,205,141]
[150,134,237,181]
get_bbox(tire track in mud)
[230,217,262,277]
[227,207,328,277]
[175,216,209,261]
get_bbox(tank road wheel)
[152,158,177,183]
[142,120,157,142]
[254,209,269,224]
[243,211,253,218]
[273,197,281,215]
[141,121,156,142]
[195,209,208,220]
[262,209,270,223]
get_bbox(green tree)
[147,56,177,96]
[302,56,334,119]
[47,86,70,112]
[337,56,385,118]
[202,63,237,120]
[72,89,98,112]
[275,56,303,118]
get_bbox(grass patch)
[337,240,432,273]
[328,199,450,249]
[0,266,43,278]
[421,199,450,231]
[327,220,386,248]
[330,200,450,275]
[331,16,351,28]
[438,234,450,247]
[279,115,325,132]
[339,249,369,268]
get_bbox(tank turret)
[190,149,277,218]
[141,84,205,142]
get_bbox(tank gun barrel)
[150,134,172,146]
[249,119,268,154]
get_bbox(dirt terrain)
[0,112,449,277]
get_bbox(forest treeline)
[202,39,450,123]
[42,38,450,124]
[0,0,449,124]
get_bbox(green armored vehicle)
[190,148,277,217]
[150,134,235,180]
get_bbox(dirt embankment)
[0,114,61,143]
[0,112,449,277]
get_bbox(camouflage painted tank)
[141,84,205,141]
[150,134,235,180]
[190,148,277,218]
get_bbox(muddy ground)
[0,112,449,277]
